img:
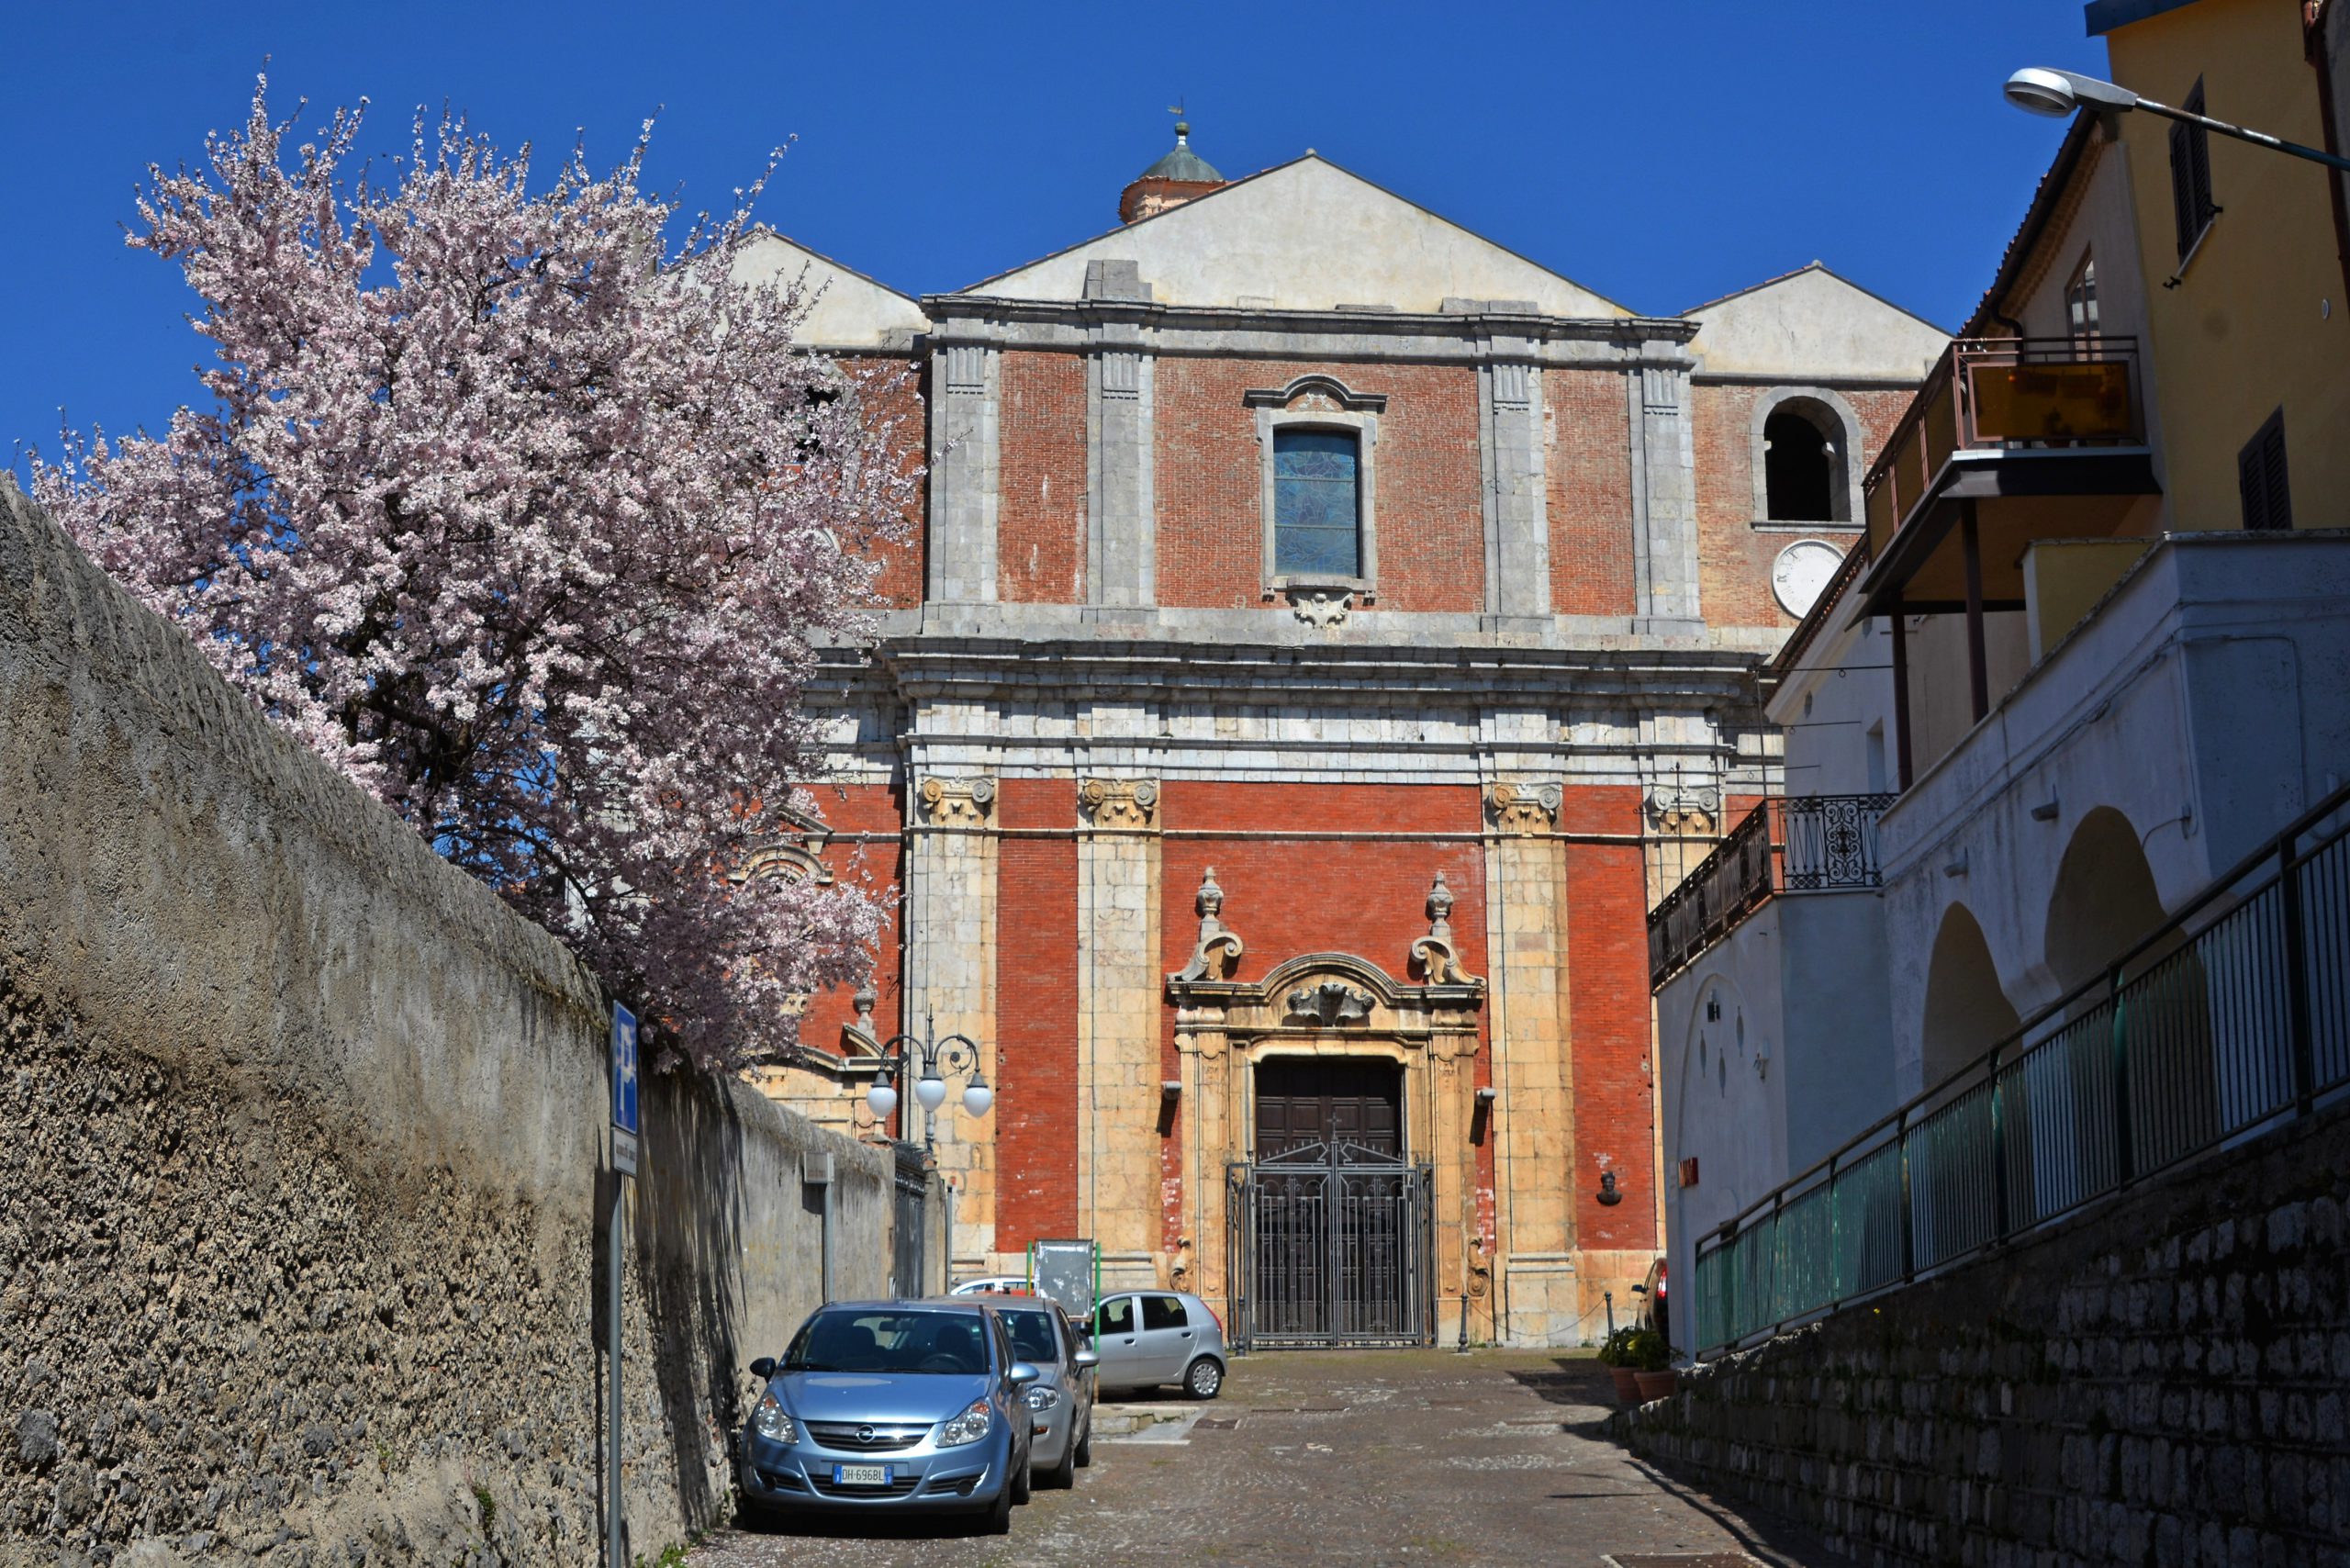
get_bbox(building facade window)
[1272,428,1362,577]
[2239,407,2290,531]
[1750,389,1862,526]
[2171,77,2217,261]
[2065,253,2099,347]
[1248,376,1385,594]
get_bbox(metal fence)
[1695,784,2350,1355]
[1649,795,1896,989]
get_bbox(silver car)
[990,1295,1097,1486]
[1088,1289,1227,1399]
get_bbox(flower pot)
[1634,1369,1678,1402]
[1608,1366,1643,1405]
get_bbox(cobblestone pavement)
[689,1350,1833,1568]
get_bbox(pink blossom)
[32,80,914,1072]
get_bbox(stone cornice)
[914,294,1699,368]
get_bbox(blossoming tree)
[32,82,915,1070]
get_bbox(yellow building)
[2094,0,2350,531]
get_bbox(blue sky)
[1,1,2107,475]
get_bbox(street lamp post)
[864,1012,994,1150]
[2004,66,2350,174]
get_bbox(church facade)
[738,128,1946,1346]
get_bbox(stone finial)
[918,776,997,825]
[1412,868,1483,988]
[1172,866,1245,982]
[1079,777,1160,830]
[1486,780,1562,836]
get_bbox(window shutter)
[2239,409,2290,532]
[2172,78,2215,260]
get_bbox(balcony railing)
[1693,782,2350,1356]
[1862,336,2145,554]
[1648,794,1897,990]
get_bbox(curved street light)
[2004,66,2350,174]
[865,1011,993,1144]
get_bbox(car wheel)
[979,1479,1014,1535]
[1182,1356,1224,1400]
[1073,1417,1092,1469]
[1012,1450,1032,1506]
[1042,1430,1078,1489]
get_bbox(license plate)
[832,1463,891,1487]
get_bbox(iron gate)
[1226,1142,1435,1350]
[890,1141,927,1298]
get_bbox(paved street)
[691,1350,1830,1568]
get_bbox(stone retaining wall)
[0,481,902,1566]
[1615,1100,2350,1567]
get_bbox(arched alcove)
[2044,807,2214,1169]
[2045,809,2165,991]
[1751,392,1859,524]
[1920,902,2020,1089]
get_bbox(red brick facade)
[994,778,1080,1249]
[1548,369,1639,617]
[998,353,1088,604]
[1153,359,1486,611]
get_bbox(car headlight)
[752,1390,797,1445]
[937,1397,993,1448]
[1024,1385,1061,1411]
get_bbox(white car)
[948,1275,1033,1297]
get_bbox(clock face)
[1771,540,1845,617]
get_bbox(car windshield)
[997,1307,1060,1364]
[780,1310,991,1375]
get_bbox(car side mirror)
[1008,1361,1041,1388]
[749,1357,777,1381]
[1070,1349,1099,1370]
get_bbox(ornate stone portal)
[1167,868,1490,1343]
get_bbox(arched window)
[1272,428,1362,577]
[1763,407,1838,522]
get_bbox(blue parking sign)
[611,1002,641,1137]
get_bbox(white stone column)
[1482,780,1580,1345]
[907,775,1000,1270]
[928,342,999,603]
[1630,357,1701,631]
[1086,343,1157,610]
[1481,354,1550,623]
[1075,778,1164,1286]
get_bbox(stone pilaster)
[908,775,999,1268]
[1076,778,1164,1281]
[1482,779,1580,1345]
[1086,344,1157,610]
[1629,357,1701,631]
[928,342,1000,603]
[1481,356,1550,623]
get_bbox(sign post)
[607,1002,639,1568]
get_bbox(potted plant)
[1596,1327,1643,1404]
[1627,1328,1679,1401]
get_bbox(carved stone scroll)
[918,776,997,826]
[1285,980,1373,1026]
[1410,868,1483,987]
[1078,777,1159,830]
[1485,780,1561,836]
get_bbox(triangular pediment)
[961,156,1630,318]
[728,230,928,350]
[1682,263,1948,380]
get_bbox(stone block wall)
[0,482,897,1567]
[1616,1098,2350,1567]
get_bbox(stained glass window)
[1273,428,1360,577]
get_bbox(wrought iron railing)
[1694,783,2350,1355]
[1648,795,1897,989]
[1861,336,2145,558]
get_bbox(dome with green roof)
[1118,120,1229,223]
[1139,122,1223,185]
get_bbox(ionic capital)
[918,776,997,826]
[1485,780,1561,836]
[1078,777,1160,831]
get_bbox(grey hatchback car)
[1088,1289,1227,1399]
[990,1295,1097,1486]
[738,1299,1039,1533]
